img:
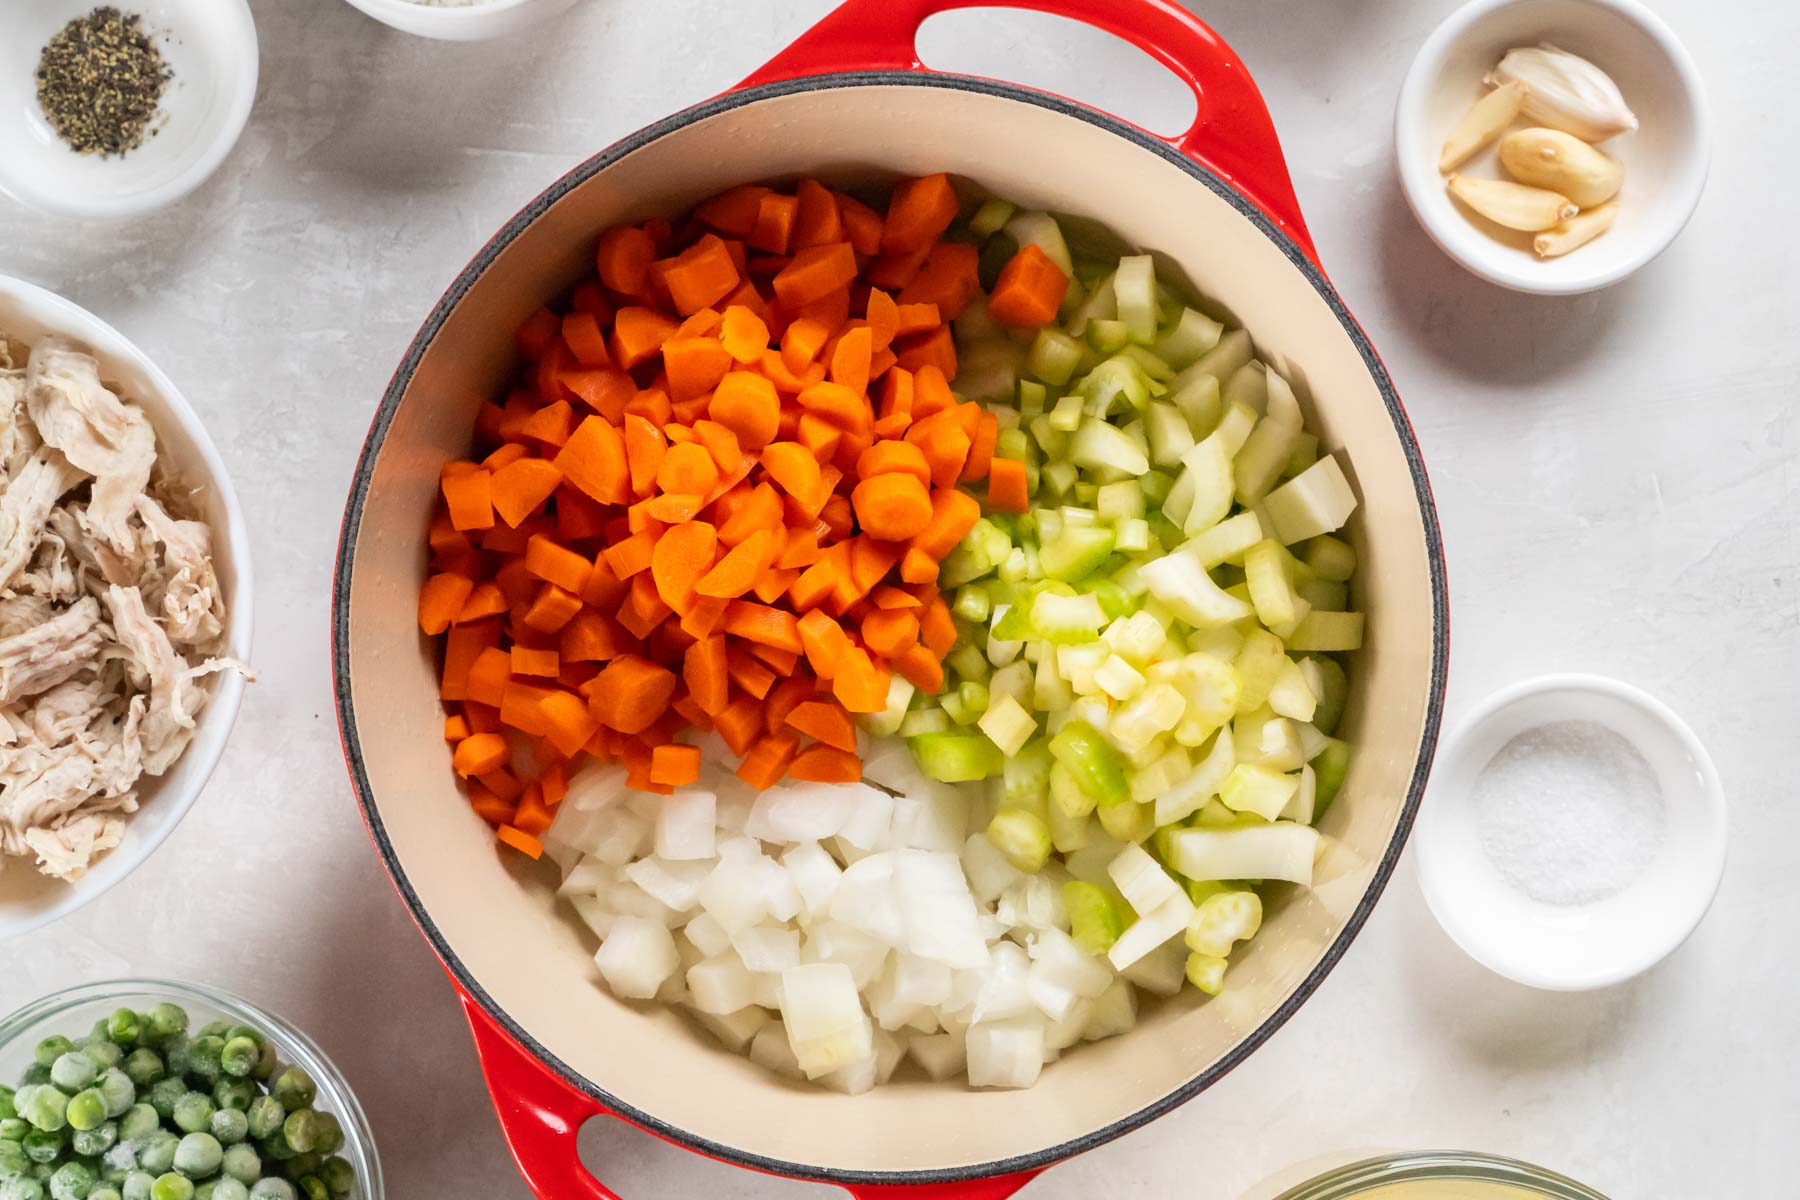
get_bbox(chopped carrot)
[683,635,730,714]
[722,600,803,653]
[588,654,678,735]
[524,535,593,593]
[657,442,720,497]
[650,521,718,615]
[987,242,1069,327]
[726,647,777,699]
[555,417,630,505]
[709,370,781,450]
[523,584,582,634]
[828,325,873,394]
[736,732,799,788]
[986,456,1030,512]
[441,464,495,531]
[761,441,824,507]
[695,528,774,598]
[882,172,959,254]
[910,487,982,559]
[791,178,843,248]
[596,225,656,296]
[662,336,733,400]
[660,234,740,315]
[649,743,702,787]
[851,473,933,540]
[896,324,957,379]
[786,699,858,752]
[920,597,958,658]
[861,608,920,659]
[419,572,474,635]
[748,192,799,254]
[789,744,863,783]
[714,695,764,756]
[772,242,858,309]
[465,647,512,707]
[898,242,981,319]
[610,306,679,369]
[512,645,560,677]
[452,732,510,777]
[696,185,769,237]
[893,642,945,694]
[496,826,544,858]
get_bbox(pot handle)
[738,0,1318,265]
[463,991,621,1199]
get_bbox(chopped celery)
[1222,361,1268,415]
[1077,358,1151,420]
[1284,430,1319,478]
[1117,344,1175,384]
[1180,511,1263,567]
[1056,642,1109,693]
[1167,823,1319,885]
[1116,518,1151,552]
[1297,577,1349,612]
[1185,952,1228,996]
[899,706,950,737]
[1003,738,1055,803]
[1262,455,1357,544]
[1219,763,1300,821]
[1264,366,1303,426]
[1059,504,1098,527]
[1267,658,1318,722]
[1128,744,1192,805]
[1141,470,1174,506]
[1177,435,1233,534]
[970,197,1017,239]
[1139,552,1252,629]
[989,660,1034,708]
[1151,307,1224,368]
[1096,480,1145,522]
[1232,628,1287,715]
[1047,796,1093,853]
[1017,379,1047,417]
[1234,415,1301,506]
[1285,610,1365,652]
[1048,760,1096,819]
[948,642,990,684]
[1145,402,1196,468]
[988,808,1053,872]
[1102,611,1166,663]
[1311,737,1351,817]
[1093,654,1146,701]
[863,674,917,737]
[1047,392,1085,432]
[1027,328,1083,386]
[1109,683,1185,754]
[1112,255,1157,343]
[1063,881,1127,954]
[1031,590,1107,642]
[978,694,1038,756]
[1284,762,1317,824]
[1064,270,1116,336]
[1176,327,1253,393]
[1153,728,1235,826]
[909,732,1004,782]
[1039,525,1115,582]
[1004,210,1074,275]
[1097,798,1155,843]
[1169,373,1222,437]
[1245,539,1306,631]
[1300,656,1348,735]
[953,584,992,623]
[1300,534,1356,582]
[1212,400,1258,458]
[1087,319,1131,355]
[1049,720,1129,807]
[997,546,1031,582]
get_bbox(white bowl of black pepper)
[0,0,258,220]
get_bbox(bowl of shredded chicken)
[0,276,251,937]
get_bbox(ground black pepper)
[35,7,172,158]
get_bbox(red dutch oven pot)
[333,1,1449,1196]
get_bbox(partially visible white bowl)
[339,0,583,42]
[0,276,253,941]
[1417,674,1726,990]
[1395,0,1709,294]
[0,0,258,220]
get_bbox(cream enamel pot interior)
[332,1,1449,1195]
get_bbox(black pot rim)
[331,68,1450,1189]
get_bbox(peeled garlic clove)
[1534,201,1619,257]
[1446,175,1579,231]
[1489,44,1639,142]
[1439,80,1529,172]
[1499,127,1624,208]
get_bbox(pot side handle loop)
[738,0,1318,266]
[462,991,621,1200]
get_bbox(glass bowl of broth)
[1275,1151,1611,1200]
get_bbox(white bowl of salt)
[1418,673,1726,990]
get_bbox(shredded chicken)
[0,334,249,882]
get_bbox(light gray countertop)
[4,0,1792,1195]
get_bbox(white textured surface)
[2,0,1791,1196]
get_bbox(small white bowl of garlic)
[1396,0,1709,294]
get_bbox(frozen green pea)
[203,1112,243,1150]
[149,1176,191,1200]
[206,1183,244,1200]
[294,1180,325,1200]
[279,1112,321,1158]
[121,1176,155,1200]
[0,1121,25,1143]
[213,1045,253,1086]
[144,1084,182,1125]
[315,1161,349,1200]
[245,1183,292,1200]
[47,1162,93,1200]
[65,1091,106,1132]
[33,1041,72,1072]
[206,1084,249,1118]
[105,1013,141,1050]
[97,1071,133,1120]
[246,1045,275,1088]
[191,1026,228,1045]
[144,1009,186,1049]
[256,1130,291,1164]
[184,1043,222,1088]
[47,1057,96,1096]
[87,1190,119,1200]
[71,1121,116,1157]
[0,1088,14,1122]
[305,1115,338,1160]
[0,1142,27,1178]
[266,1075,309,1117]
[277,1154,319,1184]
[19,1088,66,1134]
[238,1102,279,1145]
[2,1176,46,1200]
[170,1134,219,1181]
[118,1106,158,1144]
[72,1042,118,1073]
[121,1053,162,1093]
[170,1097,211,1138]
[136,1131,178,1176]
[19,1130,61,1165]
[214,1147,255,1189]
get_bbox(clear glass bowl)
[0,979,383,1198]
[1275,1151,1612,1200]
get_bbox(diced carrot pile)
[423,173,1032,854]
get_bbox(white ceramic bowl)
[0,275,253,941]
[1395,0,1709,294]
[0,0,258,220]
[339,0,582,42]
[1417,674,1726,990]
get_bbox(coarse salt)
[1474,719,1664,906]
